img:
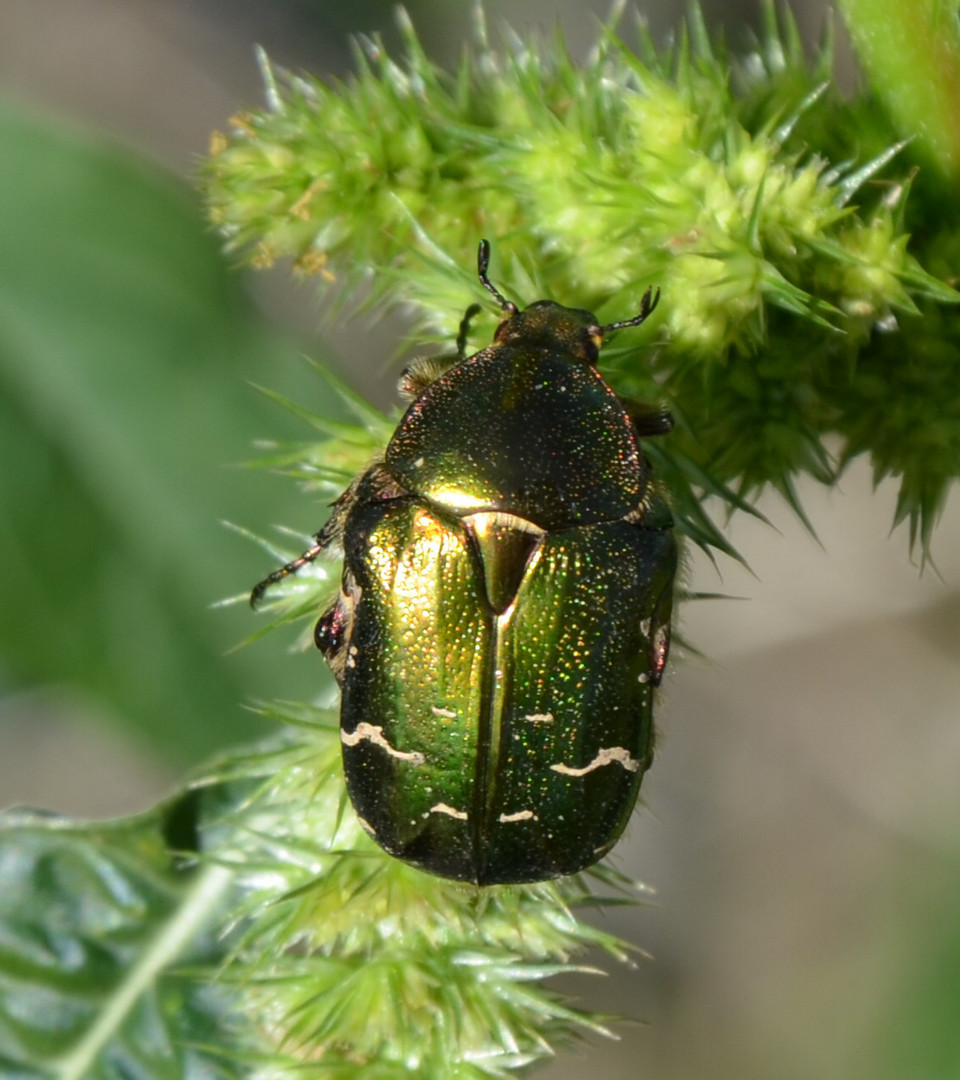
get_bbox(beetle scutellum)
[252,241,676,885]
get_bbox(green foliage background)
[0,103,344,766]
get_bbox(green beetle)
[253,241,676,885]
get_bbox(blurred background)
[1,2,959,1078]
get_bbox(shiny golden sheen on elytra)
[252,241,676,884]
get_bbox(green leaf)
[0,806,239,1080]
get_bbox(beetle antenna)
[477,239,519,315]
[600,285,661,335]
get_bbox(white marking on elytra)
[355,816,375,835]
[637,672,649,684]
[429,802,468,820]
[640,617,652,636]
[413,456,425,467]
[524,712,554,724]
[341,722,425,764]
[431,705,457,719]
[550,746,641,777]
[498,809,536,823]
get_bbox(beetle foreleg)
[397,302,484,401]
[455,302,482,359]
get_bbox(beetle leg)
[249,471,365,608]
[250,461,410,607]
[626,400,674,438]
[625,488,676,685]
[646,572,674,686]
[397,355,456,400]
[455,302,482,359]
[397,302,483,401]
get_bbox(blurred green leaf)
[0,805,239,1080]
[0,101,339,764]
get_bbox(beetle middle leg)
[626,400,674,438]
[249,471,365,608]
[251,459,409,605]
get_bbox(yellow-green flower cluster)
[206,7,936,345]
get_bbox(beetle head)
[493,300,606,364]
[477,239,660,365]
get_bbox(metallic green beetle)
[253,241,676,885]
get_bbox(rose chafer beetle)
[253,241,676,885]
